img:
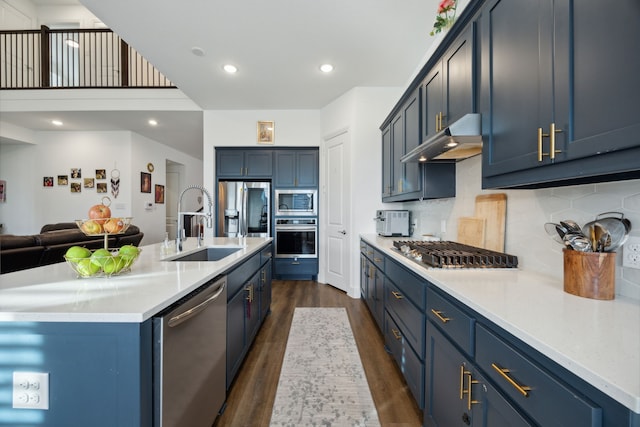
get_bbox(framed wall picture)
[57,175,68,186]
[43,177,54,187]
[70,182,81,193]
[84,178,95,189]
[141,172,152,193]
[96,182,108,193]
[155,184,165,204]
[96,169,106,179]
[71,168,81,179]
[257,121,275,144]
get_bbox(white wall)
[404,156,640,300]
[321,87,404,297]
[0,130,201,245]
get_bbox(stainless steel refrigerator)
[217,181,270,237]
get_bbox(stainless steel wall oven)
[275,218,317,258]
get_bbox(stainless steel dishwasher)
[153,275,227,427]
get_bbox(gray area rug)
[270,307,381,427]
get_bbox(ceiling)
[3,0,442,159]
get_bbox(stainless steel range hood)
[401,113,482,162]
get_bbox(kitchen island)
[0,237,272,426]
[361,234,640,426]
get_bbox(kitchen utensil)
[474,193,507,252]
[582,219,627,252]
[544,222,566,245]
[560,220,582,234]
[563,232,592,252]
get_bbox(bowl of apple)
[64,245,141,278]
[76,199,132,236]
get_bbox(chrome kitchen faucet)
[176,185,213,251]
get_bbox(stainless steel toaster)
[375,210,410,237]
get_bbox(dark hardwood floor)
[214,280,423,427]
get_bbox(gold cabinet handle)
[391,291,403,299]
[436,113,440,132]
[549,122,563,160]
[459,366,465,399]
[431,308,450,323]
[465,373,480,410]
[491,363,531,397]
[373,257,382,263]
[439,112,446,130]
[367,250,374,255]
[391,329,402,340]
[537,127,550,162]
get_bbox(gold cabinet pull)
[373,257,382,263]
[465,373,480,410]
[436,113,440,132]
[549,122,563,160]
[491,363,531,397]
[391,291,403,299]
[439,112,446,131]
[459,366,465,399]
[431,308,450,323]
[537,127,549,162]
[391,329,402,340]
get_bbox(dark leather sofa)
[0,222,144,274]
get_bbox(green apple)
[76,258,100,277]
[118,245,139,260]
[65,246,91,262]
[90,248,113,267]
[103,255,125,275]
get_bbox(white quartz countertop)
[0,237,271,323]
[361,234,640,414]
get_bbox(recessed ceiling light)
[148,119,158,126]
[51,120,63,126]
[191,47,205,57]
[320,64,334,73]
[223,64,238,74]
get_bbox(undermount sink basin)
[169,247,241,262]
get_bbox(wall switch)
[622,236,640,269]
[145,201,153,210]
[13,372,49,410]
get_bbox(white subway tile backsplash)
[405,155,640,300]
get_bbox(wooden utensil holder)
[563,249,615,300]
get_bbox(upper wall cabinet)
[422,24,475,142]
[381,88,455,202]
[274,149,318,188]
[480,0,640,188]
[216,149,273,178]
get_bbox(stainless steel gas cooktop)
[393,240,518,269]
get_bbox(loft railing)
[0,26,175,89]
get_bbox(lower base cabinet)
[226,244,273,389]
[273,257,317,280]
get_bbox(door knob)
[339,230,347,235]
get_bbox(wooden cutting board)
[457,217,485,248]
[474,193,507,252]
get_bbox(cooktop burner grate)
[393,240,518,269]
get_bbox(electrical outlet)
[622,236,640,270]
[13,372,49,410]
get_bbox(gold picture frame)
[257,121,275,144]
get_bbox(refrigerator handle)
[241,185,247,236]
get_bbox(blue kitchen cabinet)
[216,148,273,178]
[0,322,152,427]
[225,249,271,389]
[425,321,533,427]
[273,257,318,280]
[480,0,640,188]
[422,23,475,142]
[274,149,318,188]
[360,241,384,330]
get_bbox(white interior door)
[325,131,350,293]
[166,162,181,239]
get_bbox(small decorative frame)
[57,175,68,186]
[155,184,165,204]
[71,168,81,179]
[95,169,106,179]
[43,177,54,187]
[96,183,108,193]
[70,182,82,193]
[141,172,152,193]
[84,178,95,189]
[257,121,275,144]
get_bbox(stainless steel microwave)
[275,189,317,216]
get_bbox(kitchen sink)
[168,247,241,262]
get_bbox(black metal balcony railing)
[0,26,174,89]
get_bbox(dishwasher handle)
[168,280,226,328]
